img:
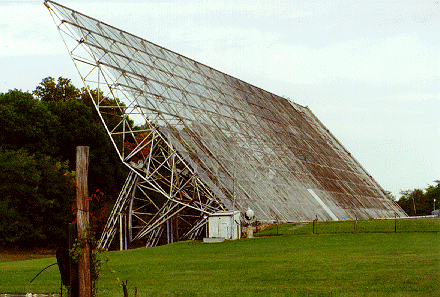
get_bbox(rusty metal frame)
[45,0,407,249]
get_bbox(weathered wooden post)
[76,146,91,297]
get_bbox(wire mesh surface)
[46,0,406,225]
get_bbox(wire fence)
[255,216,440,237]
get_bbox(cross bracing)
[45,1,407,249]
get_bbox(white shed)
[208,211,241,240]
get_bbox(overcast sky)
[1,0,439,198]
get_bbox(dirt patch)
[0,248,56,263]
[288,222,309,230]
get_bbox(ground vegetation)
[1,219,438,296]
[0,77,129,248]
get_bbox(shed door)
[221,221,229,239]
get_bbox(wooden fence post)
[76,146,91,297]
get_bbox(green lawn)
[1,221,439,296]
[256,218,440,236]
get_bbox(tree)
[425,181,440,214]
[33,76,80,102]
[398,189,424,216]
[33,76,131,132]
[40,82,129,212]
[397,181,440,216]
[0,90,59,156]
[34,77,130,234]
[78,87,130,132]
[0,149,74,247]
[0,77,134,248]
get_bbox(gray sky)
[1,0,439,198]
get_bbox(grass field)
[1,219,439,296]
[256,217,440,236]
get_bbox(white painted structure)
[208,211,241,240]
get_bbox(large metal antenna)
[45,0,407,248]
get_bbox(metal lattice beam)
[45,0,407,248]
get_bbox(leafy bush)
[0,148,74,247]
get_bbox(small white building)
[208,211,241,240]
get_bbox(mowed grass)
[256,217,440,236]
[1,220,439,296]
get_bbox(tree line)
[395,181,440,216]
[0,77,129,248]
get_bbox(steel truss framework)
[46,1,407,249]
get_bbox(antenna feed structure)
[242,208,255,226]
[242,208,256,238]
